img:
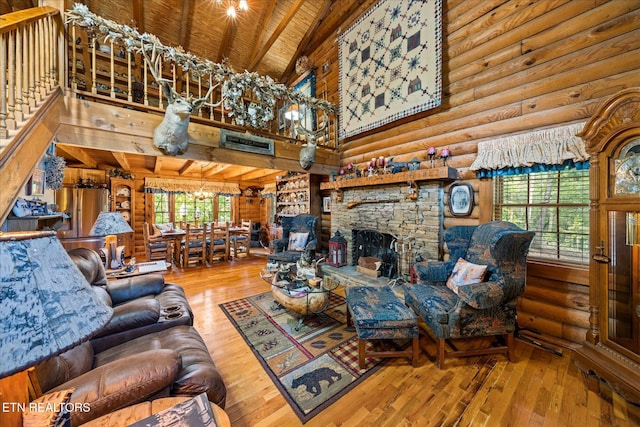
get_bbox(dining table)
[159,229,186,266]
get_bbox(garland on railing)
[65,3,336,129]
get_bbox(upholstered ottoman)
[346,286,419,368]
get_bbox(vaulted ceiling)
[2,0,363,184]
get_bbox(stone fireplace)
[330,182,443,279]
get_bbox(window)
[175,193,214,223]
[217,195,231,222]
[153,193,170,224]
[493,168,590,264]
[152,193,231,224]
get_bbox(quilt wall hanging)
[338,0,443,139]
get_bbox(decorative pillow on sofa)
[288,232,309,251]
[446,258,487,295]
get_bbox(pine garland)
[65,4,336,130]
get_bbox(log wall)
[305,0,640,345]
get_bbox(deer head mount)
[296,112,327,170]
[142,46,220,155]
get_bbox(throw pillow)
[288,232,309,251]
[446,258,488,295]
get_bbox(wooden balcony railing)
[0,6,63,146]
[65,19,338,150]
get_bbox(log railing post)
[0,6,62,141]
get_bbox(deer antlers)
[141,44,221,155]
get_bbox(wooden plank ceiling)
[1,0,363,184]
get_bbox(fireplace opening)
[352,229,398,278]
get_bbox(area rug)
[220,291,388,423]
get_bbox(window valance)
[260,183,276,197]
[144,177,241,195]
[470,122,589,178]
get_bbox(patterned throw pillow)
[288,232,309,251]
[446,258,488,295]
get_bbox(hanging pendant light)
[194,165,213,200]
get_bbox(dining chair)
[181,223,206,267]
[207,221,230,263]
[231,219,251,259]
[143,222,171,262]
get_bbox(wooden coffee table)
[261,266,339,330]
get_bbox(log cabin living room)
[1,0,640,426]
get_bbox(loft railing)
[0,6,63,146]
[65,9,338,150]
[0,6,338,151]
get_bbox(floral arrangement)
[44,156,66,190]
[65,4,336,130]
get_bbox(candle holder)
[440,148,451,166]
[427,147,437,168]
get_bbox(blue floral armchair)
[267,214,319,263]
[403,221,535,368]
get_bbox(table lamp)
[0,231,113,426]
[89,212,133,270]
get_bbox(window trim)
[493,168,590,265]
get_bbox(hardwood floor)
[163,254,640,426]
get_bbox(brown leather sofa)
[68,248,193,351]
[34,325,227,425]
[30,248,227,425]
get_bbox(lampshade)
[0,231,113,378]
[88,212,133,236]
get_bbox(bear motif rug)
[220,291,389,423]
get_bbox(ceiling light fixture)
[219,0,248,18]
[194,165,213,200]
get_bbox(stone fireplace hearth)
[329,182,443,279]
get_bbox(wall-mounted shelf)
[320,166,457,190]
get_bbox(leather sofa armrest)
[107,274,165,304]
[53,349,182,426]
[94,298,161,338]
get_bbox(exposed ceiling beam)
[153,156,166,174]
[111,152,131,171]
[178,159,197,175]
[280,0,333,83]
[218,165,257,180]
[216,19,235,63]
[131,0,144,33]
[204,163,232,177]
[247,0,305,71]
[177,0,193,53]
[57,144,98,169]
[247,0,278,70]
[240,168,284,182]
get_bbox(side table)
[79,397,230,426]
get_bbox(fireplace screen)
[352,229,398,278]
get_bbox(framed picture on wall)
[448,182,474,216]
[292,71,317,131]
[27,168,46,196]
[323,196,331,213]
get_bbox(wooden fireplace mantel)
[319,166,457,190]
